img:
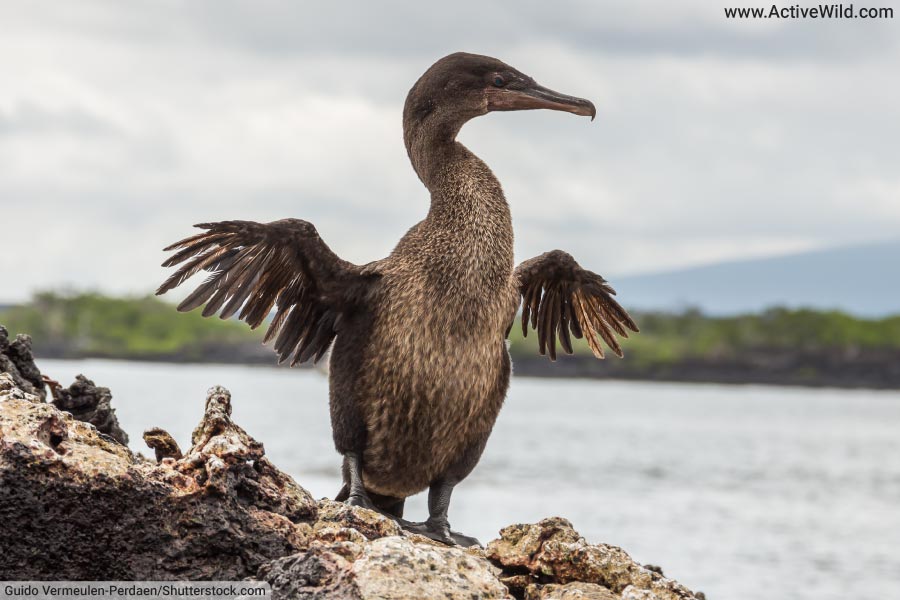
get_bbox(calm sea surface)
[38,359,900,600]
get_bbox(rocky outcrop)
[143,426,184,461]
[0,375,315,580]
[46,374,129,445]
[487,519,697,600]
[258,535,510,600]
[0,370,702,599]
[1,324,128,441]
[0,325,45,401]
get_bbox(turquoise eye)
[493,76,504,87]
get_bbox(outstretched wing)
[515,250,638,361]
[156,219,371,366]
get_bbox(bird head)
[403,52,596,132]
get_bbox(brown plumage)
[517,250,638,360]
[157,52,638,547]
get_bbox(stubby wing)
[515,250,638,361]
[156,219,368,365]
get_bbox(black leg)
[426,478,453,533]
[402,479,481,547]
[338,453,406,518]
[343,451,377,511]
[400,429,491,548]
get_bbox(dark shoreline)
[514,351,900,390]
[34,349,900,391]
[7,297,900,392]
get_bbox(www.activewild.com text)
[725,4,894,19]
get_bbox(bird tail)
[334,482,350,502]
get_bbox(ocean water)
[37,359,900,600]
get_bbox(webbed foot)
[401,517,481,548]
[448,530,481,548]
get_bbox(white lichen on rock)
[351,536,510,599]
[0,372,41,403]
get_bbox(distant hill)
[614,239,900,317]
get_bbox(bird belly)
[359,341,510,498]
[356,281,517,498]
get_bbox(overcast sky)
[1,1,898,302]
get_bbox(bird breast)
[356,228,518,497]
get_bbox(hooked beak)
[487,81,596,121]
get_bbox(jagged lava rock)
[0,381,314,580]
[1,325,129,440]
[257,543,362,600]
[0,325,45,401]
[313,499,403,540]
[0,372,41,403]
[259,536,511,600]
[48,374,129,445]
[175,386,316,521]
[352,537,510,599]
[526,582,619,600]
[143,426,184,461]
[487,518,699,600]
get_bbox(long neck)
[404,118,510,219]
[403,117,461,189]
[402,118,514,284]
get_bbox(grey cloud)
[0,102,120,137]
[186,1,900,62]
[10,1,900,64]
[1,1,899,303]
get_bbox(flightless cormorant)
[157,52,638,547]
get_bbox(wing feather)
[558,292,573,354]
[521,280,541,337]
[157,219,372,366]
[514,250,637,361]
